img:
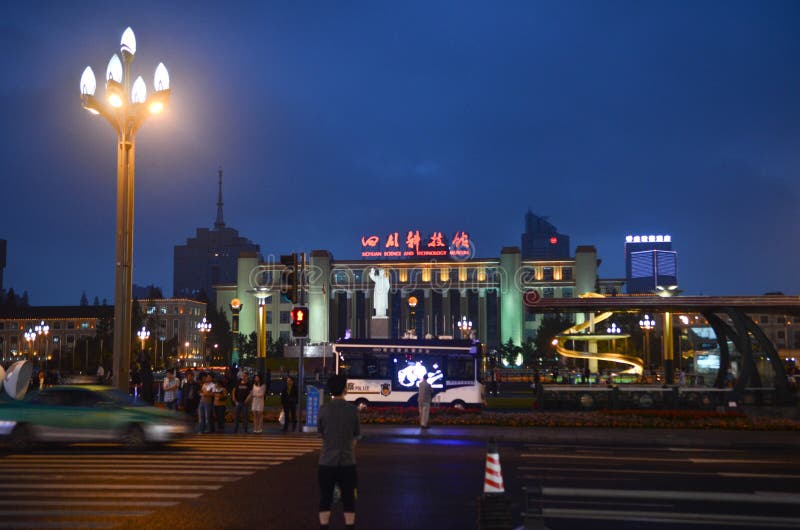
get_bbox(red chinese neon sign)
[360,230,472,258]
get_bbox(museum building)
[214,229,625,349]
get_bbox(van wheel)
[354,398,369,412]
[452,400,466,410]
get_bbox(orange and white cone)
[483,438,504,493]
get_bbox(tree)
[20,291,29,307]
[95,314,112,367]
[131,298,144,354]
[533,314,574,368]
[80,291,89,306]
[496,338,522,367]
[238,332,257,367]
[4,288,17,309]
[93,296,100,306]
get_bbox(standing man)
[182,370,200,423]
[417,373,432,429]
[232,372,251,433]
[96,364,105,385]
[162,370,179,410]
[318,374,360,530]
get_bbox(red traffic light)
[291,307,309,338]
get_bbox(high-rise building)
[173,169,261,307]
[521,211,570,260]
[624,234,678,294]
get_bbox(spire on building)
[215,167,225,230]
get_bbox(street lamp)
[458,316,473,339]
[197,317,212,365]
[35,321,50,371]
[24,328,36,360]
[80,27,171,392]
[606,322,621,352]
[639,314,656,377]
[407,296,418,337]
[137,326,150,356]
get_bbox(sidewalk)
[359,423,800,449]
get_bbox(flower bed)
[356,406,800,430]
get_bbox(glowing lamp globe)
[154,62,170,91]
[131,76,146,104]
[120,27,136,55]
[80,66,97,96]
[106,54,123,84]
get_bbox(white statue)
[369,267,390,318]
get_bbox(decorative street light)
[35,321,50,371]
[24,328,36,360]
[137,326,150,357]
[197,317,212,364]
[458,316,473,339]
[606,322,621,352]
[639,314,656,374]
[407,296,418,337]
[80,27,171,392]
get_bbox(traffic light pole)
[296,252,307,432]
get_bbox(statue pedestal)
[370,317,389,339]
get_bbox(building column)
[459,289,468,323]
[423,289,432,337]
[309,250,331,344]
[364,289,371,339]
[500,247,522,346]
[478,289,487,343]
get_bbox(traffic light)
[291,306,309,338]
[280,254,298,304]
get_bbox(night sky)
[1,1,799,305]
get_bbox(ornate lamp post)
[407,296,418,337]
[230,298,242,366]
[80,27,171,392]
[35,321,50,371]
[197,317,212,365]
[137,326,150,360]
[458,315,473,339]
[639,315,656,376]
[24,328,36,360]
[606,322,621,352]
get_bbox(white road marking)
[542,487,800,505]
[540,508,800,527]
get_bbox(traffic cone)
[483,438,504,493]
[479,438,512,529]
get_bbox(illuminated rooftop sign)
[361,230,472,259]
[625,234,672,243]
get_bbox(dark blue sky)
[2,1,799,305]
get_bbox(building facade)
[0,306,113,369]
[0,300,207,370]
[215,245,624,350]
[173,169,261,306]
[624,234,678,294]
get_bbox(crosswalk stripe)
[0,435,320,528]
[0,484,222,490]
[542,487,800,505]
[521,453,780,465]
[0,468,256,475]
[0,492,203,499]
[0,500,180,507]
[540,508,800,527]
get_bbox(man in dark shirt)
[232,372,251,433]
[318,374,360,530]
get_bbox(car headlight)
[0,420,17,436]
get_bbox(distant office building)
[0,239,6,293]
[521,211,570,260]
[624,234,678,294]
[173,169,261,307]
